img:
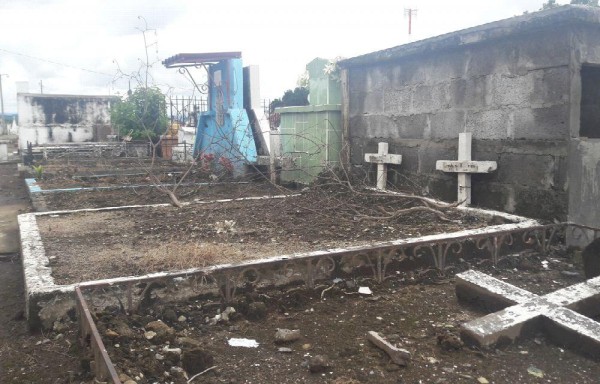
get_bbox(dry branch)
[354,205,457,223]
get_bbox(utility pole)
[404,8,418,37]
[39,80,43,94]
[0,74,7,135]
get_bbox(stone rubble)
[366,331,411,366]
[274,328,302,343]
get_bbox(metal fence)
[168,96,207,127]
[23,141,154,164]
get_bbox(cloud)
[0,0,569,112]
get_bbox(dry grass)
[120,241,245,276]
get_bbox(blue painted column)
[194,58,257,176]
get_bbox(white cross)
[364,142,402,190]
[456,270,600,355]
[435,132,497,206]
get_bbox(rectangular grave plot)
[75,257,600,384]
[34,195,523,286]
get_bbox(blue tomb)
[163,52,265,175]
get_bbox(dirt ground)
[8,157,600,383]
[0,161,83,384]
[30,157,286,210]
[37,187,497,285]
[41,182,285,211]
[34,158,261,190]
[93,248,600,384]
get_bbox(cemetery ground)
[0,162,81,383]
[94,250,600,384]
[36,188,496,285]
[2,158,600,383]
[30,158,282,210]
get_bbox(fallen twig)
[187,366,217,383]
[320,283,336,300]
[355,206,458,223]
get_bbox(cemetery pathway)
[0,160,27,254]
[0,161,81,383]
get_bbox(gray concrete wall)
[568,140,600,229]
[567,25,600,230]
[342,7,600,221]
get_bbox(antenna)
[404,8,418,37]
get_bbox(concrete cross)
[456,270,600,356]
[364,142,402,190]
[435,132,497,206]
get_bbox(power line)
[0,47,114,77]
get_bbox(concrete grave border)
[73,221,600,384]
[24,177,251,212]
[20,190,542,329]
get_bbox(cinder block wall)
[341,7,600,221]
[567,24,600,230]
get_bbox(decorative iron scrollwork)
[414,241,462,271]
[310,256,336,288]
[523,225,563,253]
[369,249,399,283]
[476,233,514,265]
[215,266,264,302]
[179,67,209,94]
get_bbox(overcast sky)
[0,0,567,113]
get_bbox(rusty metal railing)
[75,286,122,384]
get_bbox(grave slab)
[456,270,600,357]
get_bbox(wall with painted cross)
[339,6,600,226]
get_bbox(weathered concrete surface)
[367,331,411,366]
[341,6,600,222]
[568,140,600,246]
[17,93,119,149]
[20,195,537,329]
[0,153,31,254]
[456,270,600,357]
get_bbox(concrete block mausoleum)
[339,5,600,230]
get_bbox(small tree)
[268,87,309,128]
[111,86,168,140]
[571,0,599,5]
[540,0,598,9]
[540,0,559,9]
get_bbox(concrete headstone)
[436,133,497,206]
[364,142,402,190]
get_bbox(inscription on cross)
[456,270,600,356]
[436,133,497,206]
[364,142,402,190]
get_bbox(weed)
[32,164,44,179]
